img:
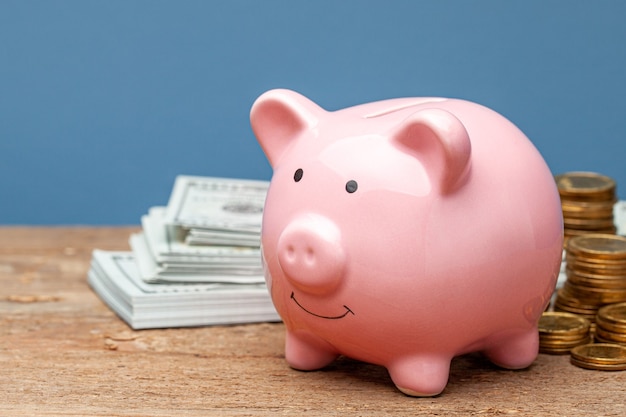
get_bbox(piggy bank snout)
[277,215,346,295]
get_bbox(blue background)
[1,1,625,225]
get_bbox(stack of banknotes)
[87,176,280,329]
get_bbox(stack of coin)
[555,234,626,324]
[570,343,626,371]
[595,302,626,345]
[538,312,592,354]
[555,172,617,241]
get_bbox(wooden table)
[1,227,625,416]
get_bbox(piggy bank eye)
[294,168,304,182]
[345,180,358,193]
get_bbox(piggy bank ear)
[250,89,322,167]
[391,108,472,194]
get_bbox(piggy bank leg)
[387,355,452,397]
[483,327,539,369]
[285,330,339,371]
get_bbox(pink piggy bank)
[250,89,563,396]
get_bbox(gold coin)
[562,198,617,210]
[566,253,626,266]
[540,336,592,348]
[563,219,617,231]
[596,318,626,334]
[554,291,601,317]
[539,312,590,335]
[541,345,585,355]
[553,306,598,321]
[561,201,617,219]
[570,346,626,370]
[562,210,615,221]
[562,281,626,304]
[567,273,626,286]
[596,304,626,335]
[571,343,626,364]
[540,332,592,342]
[566,234,626,260]
[570,356,626,371]
[566,259,626,276]
[541,347,575,355]
[593,333,620,345]
[566,265,626,279]
[566,274,626,291]
[563,279,626,296]
[594,327,626,343]
[553,297,599,312]
[555,172,616,199]
[597,302,626,326]
[556,288,597,306]
[564,227,617,239]
[540,335,592,355]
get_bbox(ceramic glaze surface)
[250,89,563,396]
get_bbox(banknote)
[130,232,265,284]
[184,228,260,247]
[141,206,262,265]
[164,175,268,234]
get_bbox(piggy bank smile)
[290,291,354,320]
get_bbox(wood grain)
[1,227,625,416]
